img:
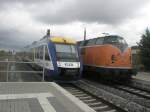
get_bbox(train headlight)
[111,55,116,63]
[130,55,132,63]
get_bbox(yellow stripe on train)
[50,37,76,44]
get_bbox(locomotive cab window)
[104,36,119,44]
[55,44,79,62]
[118,37,128,46]
[103,36,127,46]
[104,36,128,52]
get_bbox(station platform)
[0,82,95,112]
[133,72,150,82]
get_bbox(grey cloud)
[0,0,148,24]
[32,0,149,25]
[0,0,51,4]
[0,28,32,50]
[0,0,53,10]
[0,0,149,50]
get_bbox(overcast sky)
[0,0,150,50]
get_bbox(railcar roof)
[50,36,76,44]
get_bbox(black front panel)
[59,68,80,80]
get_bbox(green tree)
[139,28,150,70]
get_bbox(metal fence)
[0,60,45,82]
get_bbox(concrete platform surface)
[0,82,96,112]
[133,72,150,82]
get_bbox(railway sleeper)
[92,105,108,111]
[88,102,102,106]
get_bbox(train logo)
[65,63,73,67]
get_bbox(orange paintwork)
[81,44,132,69]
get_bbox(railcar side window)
[39,46,43,59]
[35,48,38,59]
[29,49,34,61]
[86,39,97,46]
[45,46,50,60]
[34,48,36,59]
[96,37,104,45]
[36,47,39,59]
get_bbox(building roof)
[131,46,139,49]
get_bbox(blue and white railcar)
[25,31,82,81]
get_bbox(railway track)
[129,79,150,92]
[83,79,150,108]
[59,84,125,112]
[113,84,150,99]
[103,78,150,100]
[70,79,150,112]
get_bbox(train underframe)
[44,68,81,82]
[28,62,81,82]
[54,68,81,81]
[83,65,137,81]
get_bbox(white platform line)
[38,97,56,112]
[52,83,96,112]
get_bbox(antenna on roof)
[84,27,86,41]
[42,29,51,40]
[47,29,50,36]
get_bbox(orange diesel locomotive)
[78,35,136,80]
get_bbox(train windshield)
[104,36,128,52]
[55,44,79,61]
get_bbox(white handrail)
[0,61,45,82]
[0,61,41,64]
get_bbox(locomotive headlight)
[130,55,132,63]
[111,55,116,63]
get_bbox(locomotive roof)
[78,35,126,47]
[50,36,76,44]
[79,35,123,42]
[28,36,76,49]
[93,35,123,40]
